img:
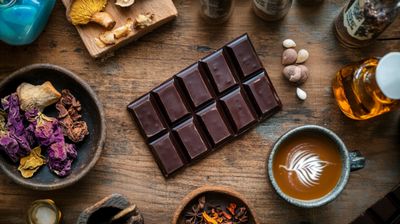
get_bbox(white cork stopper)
[376,52,400,100]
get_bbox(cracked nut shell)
[282,48,297,65]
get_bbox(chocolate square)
[173,118,209,160]
[197,103,233,146]
[176,63,213,109]
[149,133,185,177]
[153,79,190,123]
[390,186,400,203]
[244,72,282,117]
[127,94,166,139]
[369,197,399,222]
[227,34,262,78]
[202,49,237,93]
[220,88,256,133]
[351,213,377,224]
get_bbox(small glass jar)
[27,199,62,224]
[252,0,293,21]
[334,0,400,48]
[199,0,235,24]
[0,0,56,45]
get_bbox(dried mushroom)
[17,82,61,112]
[96,18,134,47]
[69,0,116,30]
[99,31,116,45]
[135,13,154,29]
[115,0,135,7]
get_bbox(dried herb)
[18,146,46,178]
[184,196,249,224]
[26,109,77,177]
[56,89,89,143]
[0,94,32,162]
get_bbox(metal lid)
[376,52,400,100]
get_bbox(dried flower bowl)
[172,186,260,224]
[0,64,106,190]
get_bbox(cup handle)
[349,150,365,171]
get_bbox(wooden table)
[1,0,400,223]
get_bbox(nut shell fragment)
[296,49,309,64]
[298,65,309,84]
[296,87,307,100]
[283,65,302,83]
[283,39,296,48]
[282,48,297,65]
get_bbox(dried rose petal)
[25,108,77,177]
[66,121,89,143]
[48,142,77,177]
[56,89,89,143]
[0,94,32,161]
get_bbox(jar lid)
[376,52,400,100]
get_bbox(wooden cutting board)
[61,0,178,58]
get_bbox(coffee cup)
[267,125,365,208]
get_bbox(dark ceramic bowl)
[172,186,259,224]
[0,64,106,190]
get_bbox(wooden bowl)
[0,64,106,190]
[172,186,260,224]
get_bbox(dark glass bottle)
[334,0,400,48]
[199,0,235,24]
[252,0,292,21]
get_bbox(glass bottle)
[334,0,400,48]
[27,199,62,224]
[252,0,293,21]
[297,0,324,5]
[0,0,56,45]
[199,0,235,24]
[332,52,400,120]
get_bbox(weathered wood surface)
[0,0,400,223]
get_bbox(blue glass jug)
[0,0,56,45]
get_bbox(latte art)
[279,144,332,187]
[273,133,342,200]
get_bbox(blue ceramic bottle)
[0,0,56,45]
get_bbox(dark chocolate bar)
[127,34,282,177]
[351,185,400,224]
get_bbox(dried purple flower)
[25,109,64,147]
[48,142,77,177]
[25,108,77,177]
[0,110,21,162]
[0,94,32,161]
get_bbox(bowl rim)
[0,63,106,191]
[171,185,260,224]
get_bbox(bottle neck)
[0,0,16,8]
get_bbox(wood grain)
[0,0,400,223]
[61,0,178,58]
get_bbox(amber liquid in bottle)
[332,58,398,120]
